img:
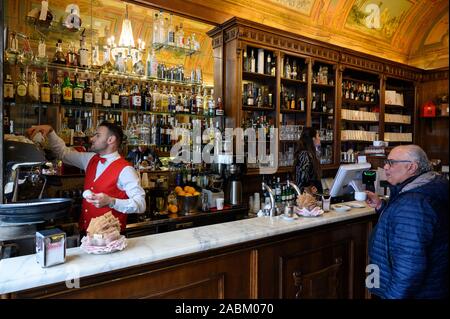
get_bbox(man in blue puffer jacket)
[366,144,448,299]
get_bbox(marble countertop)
[0,202,375,295]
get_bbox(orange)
[193,191,201,196]
[168,204,178,213]
[183,186,190,192]
[175,186,182,194]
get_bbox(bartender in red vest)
[27,122,146,232]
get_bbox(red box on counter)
[420,102,436,117]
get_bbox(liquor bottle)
[284,57,291,79]
[143,84,152,112]
[40,69,51,105]
[176,23,185,48]
[243,50,249,72]
[84,80,93,107]
[120,84,130,109]
[102,81,112,108]
[168,86,176,113]
[161,85,169,112]
[250,50,256,73]
[290,93,296,110]
[146,49,157,78]
[61,74,73,105]
[270,56,276,76]
[208,89,216,117]
[266,54,271,75]
[183,89,190,113]
[131,84,141,110]
[311,92,317,111]
[167,14,175,46]
[4,74,15,103]
[15,70,26,104]
[190,87,197,115]
[52,80,61,105]
[247,83,254,106]
[79,33,89,68]
[152,84,160,111]
[94,80,103,107]
[159,11,167,45]
[321,93,327,113]
[256,88,263,107]
[196,86,203,115]
[53,39,66,64]
[111,82,120,109]
[291,60,298,80]
[72,73,84,106]
[133,51,145,76]
[152,13,160,44]
[28,72,40,103]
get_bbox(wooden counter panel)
[13,250,252,299]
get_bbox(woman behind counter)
[293,127,323,194]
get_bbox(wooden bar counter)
[0,203,376,299]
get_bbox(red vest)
[80,155,131,232]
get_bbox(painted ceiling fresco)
[156,0,448,69]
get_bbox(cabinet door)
[258,221,370,299]
[284,242,349,299]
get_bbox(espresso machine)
[1,138,74,259]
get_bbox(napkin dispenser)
[202,188,224,209]
[36,228,66,267]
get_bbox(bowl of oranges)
[175,185,201,215]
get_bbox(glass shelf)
[7,62,204,87]
[152,42,200,56]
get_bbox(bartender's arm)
[87,167,146,214]
[27,125,93,170]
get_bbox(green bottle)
[61,74,73,105]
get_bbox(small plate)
[280,214,298,221]
[347,202,366,208]
[332,204,351,212]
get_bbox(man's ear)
[107,134,116,145]
[409,162,419,174]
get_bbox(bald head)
[391,145,432,175]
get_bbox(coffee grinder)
[224,157,246,207]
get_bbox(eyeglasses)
[384,159,412,167]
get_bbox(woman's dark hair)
[294,127,321,178]
[99,121,124,146]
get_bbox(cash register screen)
[329,163,371,197]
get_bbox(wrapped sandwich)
[86,212,121,246]
[296,192,318,211]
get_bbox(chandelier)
[107,5,145,66]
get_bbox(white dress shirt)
[48,131,146,214]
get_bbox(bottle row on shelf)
[4,68,222,116]
[342,80,379,103]
[58,110,225,150]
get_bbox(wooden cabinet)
[6,215,375,299]
[208,18,428,172]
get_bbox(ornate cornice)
[422,68,449,82]
[385,64,422,82]
[211,33,223,49]
[223,25,339,63]
[340,53,384,73]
